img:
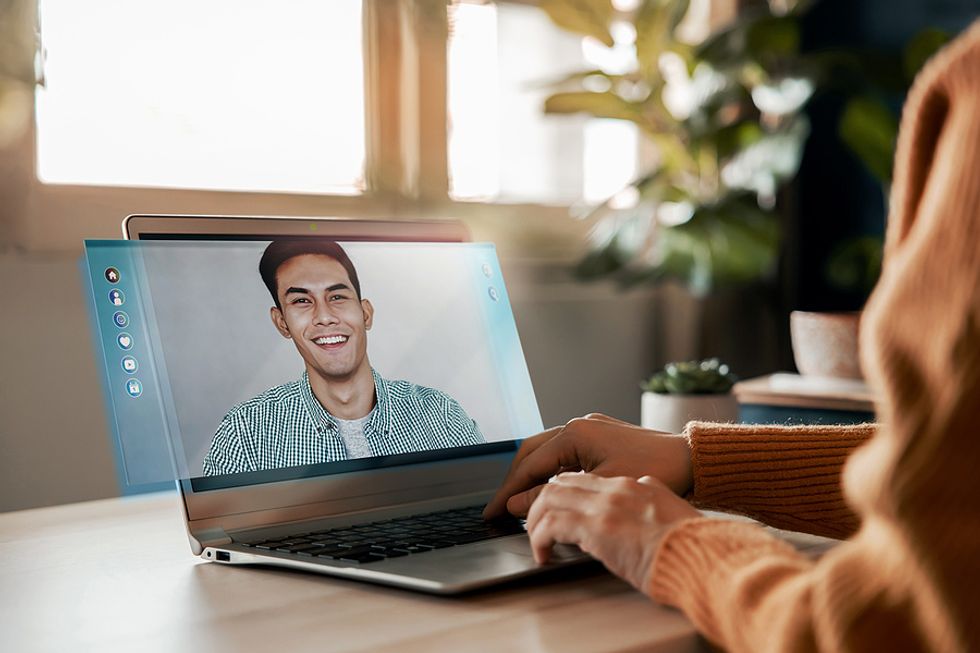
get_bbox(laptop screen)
[83,239,541,491]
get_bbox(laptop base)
[203,536,590,595]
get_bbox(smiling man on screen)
[203,239,484,476]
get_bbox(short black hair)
[259,239,361,308]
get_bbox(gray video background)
[139,241,518,477]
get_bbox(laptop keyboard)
[240,505,525,564]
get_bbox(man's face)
[270,254,373,383]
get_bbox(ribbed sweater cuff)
[685,422,876,538]
[649,517,807,644]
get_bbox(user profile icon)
[112,311,129,328]
[117,332,134,351]
[108,289,125,306]
[104,267,121,284]
[482,263,493,278]
[124,379,143,398]
[121,356,138,374]
[488,286,499,302]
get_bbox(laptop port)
[215,550,231,562]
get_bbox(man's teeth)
[314,336,347,345]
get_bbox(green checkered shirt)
[202,369,485,476]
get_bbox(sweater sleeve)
[649,518,941,652]
[648,22,980,653]
[686,422,875,539]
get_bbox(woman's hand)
[484,413,693,519]
[526,472,701,593]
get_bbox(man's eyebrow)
[284,284,351,296]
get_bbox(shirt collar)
[300,369,391,436]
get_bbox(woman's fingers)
[484,414,687,519]
[527,508,587,563]
[524,472,701,590]
[484,425,589,518]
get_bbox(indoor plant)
[539,0,817,295]
[640,358,738,432]
[826,27,951,298]
[789,28,951,381]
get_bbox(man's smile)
[312,334,349,348]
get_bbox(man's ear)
[361,299,374,330]
[270,306,291,339]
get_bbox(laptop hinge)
[196,527,233,548]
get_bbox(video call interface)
[84,239,542,491]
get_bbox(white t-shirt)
[335,414,373,459]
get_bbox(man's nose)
[312,302,339,325]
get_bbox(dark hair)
[259,239,361,308]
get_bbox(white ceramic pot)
[789,310,863,379]
[640,392,739,434]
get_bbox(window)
[35,0,364,195]
[447,1,639,204]
[12,0,659,253]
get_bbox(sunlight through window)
[448,2,638,205]
[35,0,365,194]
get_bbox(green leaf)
[634,0,689,75]
[903,27,950,81]
[573,239,630,280]
[696,11,799,66]
[642,358,736,394]
[695,13,752,65]
[650,199,779,293]
[746,16,800,60]
[544,91,641,121]
[826,235,883,295]
[539,0,616,48]
[720,117,810,197]
[713,121,764,159]
[648,131,697,172]
[838,96,898,183]
[541,68,625,90]
[702,207,780,282]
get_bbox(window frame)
[0,0,585,258]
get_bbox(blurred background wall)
[1,0,976,512]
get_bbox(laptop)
[83,213,588,594]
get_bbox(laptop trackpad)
[495,538,586,561]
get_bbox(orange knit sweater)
[649,22,980,652]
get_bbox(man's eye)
[291,297,311,304]
[330,294,349,301]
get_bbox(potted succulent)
[641,358,738,433]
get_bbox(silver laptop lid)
[123,214,471,243]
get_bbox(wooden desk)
[0,493,707,652]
